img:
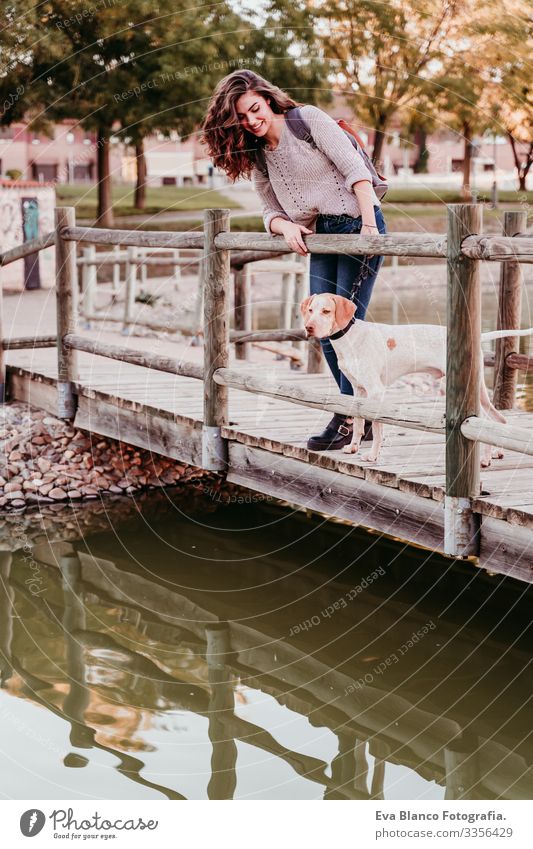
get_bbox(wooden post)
[445,204,482,557]
[234,265,252,361]
[55,207,78,419]
[493,210,527,410]
[172,249,181,290]
[122,245,137,334]
[139,247,148,287]
[279,256,296,330]
[307,336,324,373]
[82,245,95,329]
[191,253,205,341]
[203,209,230,470]
[290,256,309,353]
[112,244,121,293]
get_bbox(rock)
[37,458,51,473]
[108,485,123,493]
[117,479,131,489]
[10,499,26,508]
[82,486,99,496]
[63,450,75,460]
[39,484,53,496]
[67,490,82,499]
[32,436,46,445]
[5,480,22,493]
[49,487,67,500]
[9,451,23,461]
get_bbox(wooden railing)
[1,203,532,558]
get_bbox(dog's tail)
[481,327,533,342]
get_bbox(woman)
[201,69,387,451]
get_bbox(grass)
[384,187,533,204]
[55,182,240,218]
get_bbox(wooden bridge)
[1,205,533,580]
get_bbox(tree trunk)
[462,122,472,201]
[372,127,386,169]
[95,127,114,227]
[505,133,533,191]
[134,139,147,210]
[413,128,429,173]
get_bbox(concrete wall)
[0,181,56,291]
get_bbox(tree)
[436,0,532,198]
[486,4,532,191]
[266,0,461,167]
[7,1,256,224]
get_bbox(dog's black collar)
[328,315,356,340]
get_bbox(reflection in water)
[0,491,532,800]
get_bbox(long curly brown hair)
[201,69,300,181]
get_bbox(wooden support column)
[122,246,138,334]
[82,245,95,329]
[203,209,230,470]
[291,256,309,354]
[234,265,252,361]
[493,210,527,410]
[445,204,482,557]
[55,207,78,419]
[112,244,121,293]
[307,337,324,373]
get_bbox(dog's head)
[300,294,356,339]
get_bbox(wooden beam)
[2,335,57,350]
[461,416,533,456]
[203,209,230,469]
[214,366,445,432]
[215,231,447,258]
[63,333,203,379]
[226,442,445,551]
[230,328,306,344]
[493,211,528,409]
[462,234,533,263]
[445,204,481,556]
[0,230,55,267]
[62,226,204,250]
[74,394,203,466]
[55,207,78,419]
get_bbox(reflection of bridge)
[1,521,531,800]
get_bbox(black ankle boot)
[307,413,353,451]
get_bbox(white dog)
[301,293,532,466]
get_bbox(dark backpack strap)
[284,106,316,147]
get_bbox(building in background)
[0,108,529,190]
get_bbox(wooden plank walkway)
[6,346,533,580]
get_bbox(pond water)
[1,488,531,801]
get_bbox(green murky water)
[0,489,531,800]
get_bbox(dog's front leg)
[342,380,367,455]
[365,419,383,463]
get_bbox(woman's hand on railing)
[275,220,313,256]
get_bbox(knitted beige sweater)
[252,104,380,235]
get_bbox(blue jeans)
[310,206,386,396]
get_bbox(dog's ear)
[300,295,314,318]
[332,295,356,328]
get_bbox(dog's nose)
[305,325,314,337]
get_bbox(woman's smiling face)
[235,91,273,137]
